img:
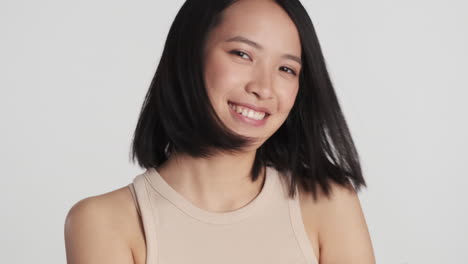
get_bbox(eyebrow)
[225,35,302,66]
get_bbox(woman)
[65,0,375,263]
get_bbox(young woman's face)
[203,0,302,148]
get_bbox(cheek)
[204,53,239,98]
[204,54,243,118]
[277,85,299,113]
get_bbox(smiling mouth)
[228,102,270,121]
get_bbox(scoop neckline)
[143,166,276,225]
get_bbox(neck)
[156,150,266,213]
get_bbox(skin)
[64,0,376,263]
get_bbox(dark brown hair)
[131,0,367,201]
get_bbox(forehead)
[207,0,302,56]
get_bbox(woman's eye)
[280,66,297,76]
[229,51,296,76]
[230,50,251,60]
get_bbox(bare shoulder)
[64,186,146,264]
[299,182,375,264]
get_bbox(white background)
[1,0,467,263]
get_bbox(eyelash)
[229,50,297,76]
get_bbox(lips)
[227,100,271,115]
[228,102,267,120]
[229,106,268,127]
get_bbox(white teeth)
[247,110,255,119]
[228,102,267,121]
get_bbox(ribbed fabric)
[128,166,318,264]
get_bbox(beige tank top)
[127,166,318,264]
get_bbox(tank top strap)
[127,183,141,216]
[130,173,159,264]
[288,184,318,263]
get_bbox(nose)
[245,65,273,99]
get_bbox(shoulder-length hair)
[131,0,367,201]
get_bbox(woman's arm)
[64,195,136,264]
[301,182,376,263]
[317,183,375,263]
